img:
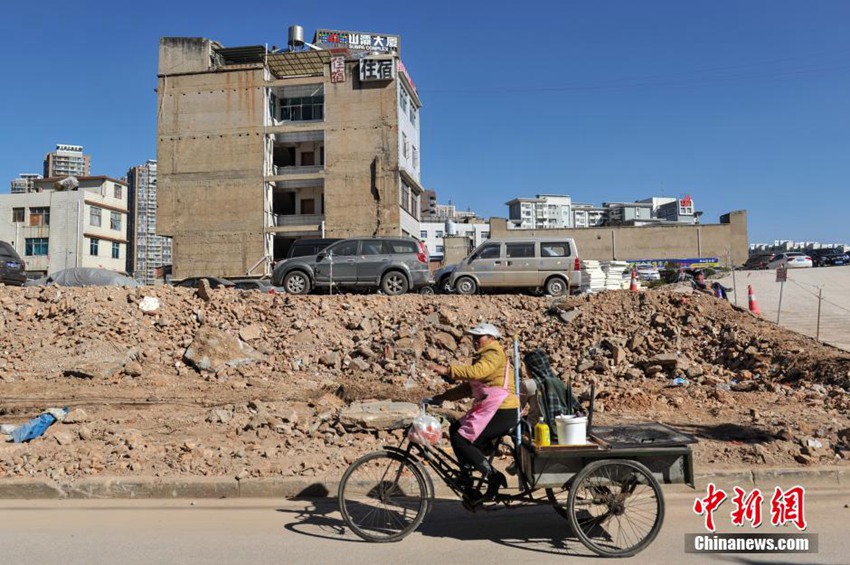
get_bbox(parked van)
[448,238,581,296]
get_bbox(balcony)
[274,213,324,227]
[274,164,323,176]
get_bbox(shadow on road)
[277,497,594,556]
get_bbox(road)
[717,267,850,352]
[1,489,847,565]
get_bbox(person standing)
[430,322,518,502]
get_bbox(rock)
[339,401,420,431]
[645,365,664,375]
[775,429,794,442]
[138,296,160,313]
[196,279,213,301]
[63,408,89,424]
[731,380,759,392]
[611,345,627,365]
[53,431,74,445]
[183,326,266,372]
[624,368,644,380]
[239,324,264,341]
[207,409,232,424]
[432,332,457,351]
[64,359,125,380]
[350,358,370,371]
[319,352,340,367]
[123,361,143,377]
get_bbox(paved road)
[1,489,846,564]
[717,267,850,352]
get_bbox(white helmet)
[466,322,502,339]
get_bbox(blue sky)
[2,1,849,245]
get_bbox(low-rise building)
[0,176,129,278]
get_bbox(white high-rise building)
[10,173,43,194]
[127,160,172,284]
[43,144,91,178]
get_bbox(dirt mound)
[1,284,848,483]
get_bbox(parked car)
[434,263,458,293]
[232,279,285,294]
[0,241,26,286]
[766,252,812,269]
[632,263,661,281]
[174,277,236,289]
[271,239,340,287]
[808,248,848,267]
[275,237,433,295]
[448,238,581,296]
[742,253,775,270]
[24,267,140,287]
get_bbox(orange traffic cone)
[747,285,761,315]
[629,270,638,292]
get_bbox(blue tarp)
[4,408,68,443]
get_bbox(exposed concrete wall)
[488,210,748,267]
[158,38,214,76]
[157,61,266,279]
[322,61,400,239]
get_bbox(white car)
[633,263,661,281]
[767,252,812,269]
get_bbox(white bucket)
[556,415,588,445]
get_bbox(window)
[399,90,408,112]
[420,230,428,239]
[436,245,444,253]
[90,238,99,256]
[90,207,102,227]
[482,232,490,239]
[412,146,419,169]
[329,240,358,257]
[361,240,385,255]
[25,237,48,256]
[114,185,122,199]
[542,242,570,257]
[110,211,121,231]
[112,242,120,259]
[506,243,535,258]
[279,85,324,122]
[470,244,501,261]
[409,105,417,126]
[388,240,417,254]
[29,207,49,226]
[402,133,409,158]
[435,230,444,237]
[12,208,24,223]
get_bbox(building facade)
[10,173,42,194]
[420,218,489,260]
[127,160,172,284]
[157,30,424,279]
[0,176,129,277]
[506,194,573,229]
[43,144,91,178]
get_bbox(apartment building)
[506,194,573,229]
[157,28,424,279]
[10,173,42,194]
[0,176,129,277]
[127,160,172,284]
[43,144,91,178]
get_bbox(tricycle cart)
[338,413,696,557]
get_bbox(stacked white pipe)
[603,261,631,290]
[580,260,606,293]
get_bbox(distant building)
[10,173,42,194]
[0,176,129,278]
[420,217,489,260]
[127,160,172,284]
[506,194,573,229]
[43,144,91,178]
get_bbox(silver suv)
[273,237,433,295]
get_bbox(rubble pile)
[0,283,848,483]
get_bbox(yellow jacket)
[449,340,519,410]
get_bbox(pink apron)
[456,362,511,442]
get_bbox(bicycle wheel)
[545,486,570,520]
[566,459,664,557]
[338,450,429,542]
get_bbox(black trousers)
[449,409,517,474]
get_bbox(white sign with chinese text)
[359,58,395,82]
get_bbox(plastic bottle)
[533,417,551,447]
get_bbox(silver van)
[448,238,581,296]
